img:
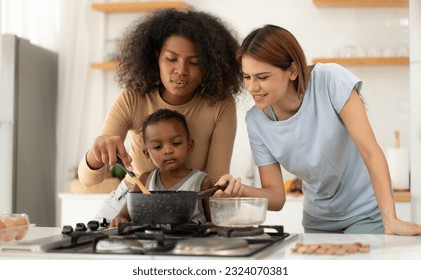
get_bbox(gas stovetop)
[47,220,297,258]
[1,220,297,258]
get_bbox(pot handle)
[199,183,228,199]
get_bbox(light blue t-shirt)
[246,63,377,221]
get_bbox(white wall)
[89,0,416,221]
[409,0,421,224]
[182,0,410,184]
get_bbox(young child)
[110,109,214,227]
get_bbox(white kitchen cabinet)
[58,193,108,227]
[396,201,411,221]
[263,195,304,233]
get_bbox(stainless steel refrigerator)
[0,34,57,226]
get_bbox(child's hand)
[109,215,129,228]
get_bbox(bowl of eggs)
[0,213,33,244]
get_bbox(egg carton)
[0,213,34,244]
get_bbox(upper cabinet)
[90,1,191,70]
[312,0,408,8]
[312,0,409,66]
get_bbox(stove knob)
[87,220,99,231]
[62,225,73,235]
[75,223,87,232]
[99,218,109,228]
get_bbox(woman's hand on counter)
[384,217,421,235]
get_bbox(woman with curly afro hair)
[78,9,243,222]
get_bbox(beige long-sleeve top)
[78,90,237,186]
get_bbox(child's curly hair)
[115,8,242,104]
[142,109,190,143]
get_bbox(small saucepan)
[127,185,226,225]
[209,197,268,227]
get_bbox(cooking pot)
[209,197,268,227]
[127,185,225,225]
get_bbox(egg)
[1,218,17,242]
[14,216,29,240]
[0,221,6,242]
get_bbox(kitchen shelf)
[313,0,408,7]
[90,61,118,70]
[93,57,410,71]
[394,190,411,202]
[312,56,409,66]
[90,1,191,70]
[91,1,191,13]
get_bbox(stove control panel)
[61,218,109,236]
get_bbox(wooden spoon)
[116,157,151,194]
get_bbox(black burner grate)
[49,222,292,257]
[216,227,265,237]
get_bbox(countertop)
[1,227,420,260]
